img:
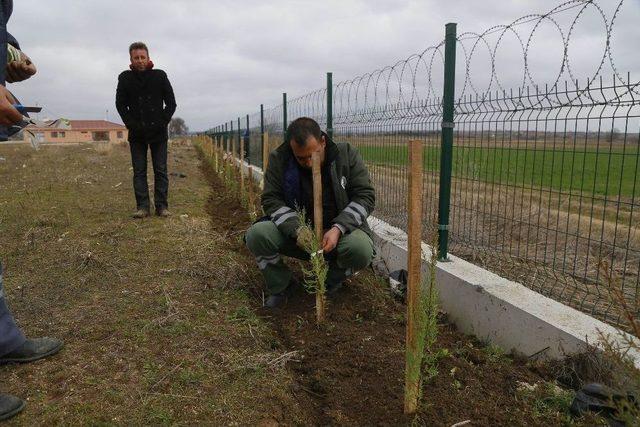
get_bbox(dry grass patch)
[0,142,309,425]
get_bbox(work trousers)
[129,137,168,211]
[245,221,374,295]
[0,262,25,357]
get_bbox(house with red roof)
[23,119,128,144]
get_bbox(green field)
[357,144,640,198]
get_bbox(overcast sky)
[7,0,640,131]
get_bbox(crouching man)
[245,117,375,308]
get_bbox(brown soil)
[200,152,588,426]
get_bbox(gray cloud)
[6,0,639,131]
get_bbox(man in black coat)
[116,41,176,218]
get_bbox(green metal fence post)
[283,92,287,142]
[260,104,265,168]
[327,72,333,141]
[438,22,457,261]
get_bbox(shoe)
[0,394,25,421]
[325,281,344,296]
[132,209,150,219]
[156,208,171,218]
[264,278,298,308]
[264,292,287,308]
[0,337,63,364]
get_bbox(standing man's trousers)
[129,137,169,211]
[245,221,374,295]
[0,262,25,357]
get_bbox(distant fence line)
[205,0,639,329]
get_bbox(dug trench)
[199,152,594,426]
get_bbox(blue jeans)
[129,137,169,211]
[0,262,25,357]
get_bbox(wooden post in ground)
[312,151,326,324]
[262,132,270,190]
[230,137,236,185]
[405,139,424,414]
[223,137,229,182]
[214,137,219,173]
[240,137,246,202]
[217,137,222,174]
[247,166,255,216]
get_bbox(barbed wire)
[234,0,636,126]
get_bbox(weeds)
[413,237,441,398]
[483,343,508,363]
[226,305,261,328]
[517,381,575,422]
[597,259,640,424]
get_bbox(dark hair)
[286,117,322,147]
[129,42,149,55]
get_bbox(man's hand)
[0,86,22,125]
[296,226,314,251]
[322,226,342,253]
[6,51,36,83]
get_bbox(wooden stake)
[219,138,222,170]
[240,137,245,200]
[405,139,424,414]
[312,151,326,324]
[214,137,219,173]
[230,138,236,183]
[247,166,255,215]
[262,132,270,190]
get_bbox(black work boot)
[132,208,150,219]
[156,207,171,218]
[264,280,296,308]
[325,280,344,296]
[0,394,25,421]
[265,291,287,308]
[0,337,63,364]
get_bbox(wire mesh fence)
[207,0,639,329]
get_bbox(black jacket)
[262,135,376,241]
[115,69,176,142]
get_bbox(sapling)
[295,209,328,320]
[419,236,440,385]
[405,242,440,410]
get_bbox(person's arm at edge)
[0,3,23,125]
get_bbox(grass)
[0,138,621,425]
[517,382,576,423]
[0,142,307,425]
[357,144,640,197]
